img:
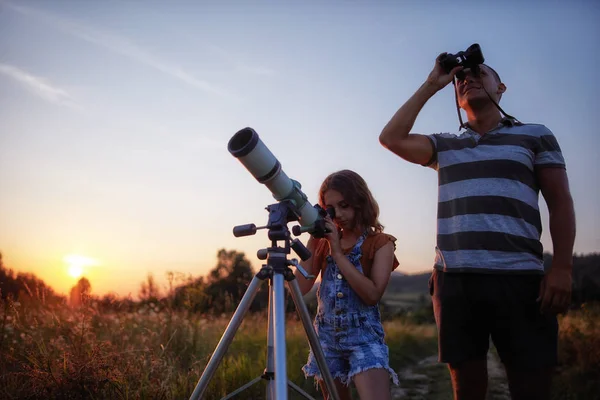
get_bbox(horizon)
[1,1,599,298]
[1,253,418,300]
[5,249,598,300]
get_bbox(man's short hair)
[482,64,501,83]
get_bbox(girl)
[295,169,400,400]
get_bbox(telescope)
[227,127,332,238]
[188,128,340,400]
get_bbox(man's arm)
[536,167,576,314]
[379,54,462,166]
[379,82,439,165]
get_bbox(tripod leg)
[221,376,263,400]
[272,273,289,400]
[266,280,275,400]
[189,275,264,400]
[288,380,317,400]
[287,278,341,400]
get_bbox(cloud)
[0,62,82,109]
[5,2,239,101]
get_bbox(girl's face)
[323,189,356,232]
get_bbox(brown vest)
[311,232,400,278]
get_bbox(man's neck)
[465,106,503,135]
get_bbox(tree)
[0,252,18,299]
[69,277,92,307]
[204,249,255,313]
[139,273,161,302]
[172,276,208,313]
[0,252,64,305]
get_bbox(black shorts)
[429,268,558,369]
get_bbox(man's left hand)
[537,264,573,315]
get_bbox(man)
[378,52,576,400]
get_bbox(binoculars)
[439,43,485,80]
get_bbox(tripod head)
[233,200,316,280]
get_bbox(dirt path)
[392,351,510,400]
[486,351,511,400]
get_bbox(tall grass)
[552,303,600,400]
[0,294,436,399]
[2,291,596,400]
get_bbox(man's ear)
[497,82,507,96]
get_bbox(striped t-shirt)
[425,118,566,274]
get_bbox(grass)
[551,302,600,400]
[0,294,437,400]
[1,293,597,400]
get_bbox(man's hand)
[537,263,573,315]
[426,53,464,91]
[535,168,576,315]
[379,53,465,166]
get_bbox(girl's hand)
[323,216,342,255]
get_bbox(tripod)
[189,201,340,400]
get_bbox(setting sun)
[68,264,83,278]
[63,254,100,279]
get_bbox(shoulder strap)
[360,233,400,278]
[310,233,400,278]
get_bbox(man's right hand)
[425,53,464,91]
[379,53,464,166]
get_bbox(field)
[1,292,598,399]
[0,293,437,399]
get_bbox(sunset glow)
[0,2,596,299]
[64,254,100,279]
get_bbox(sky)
[0,0,598,298]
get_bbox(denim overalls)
[302,232,399,386]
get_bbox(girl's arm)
[331,241,395,306]
[294,236,323,296]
